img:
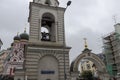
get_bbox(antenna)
[24,23,28,33]
[17,32,19,36]
[113,15,117,24]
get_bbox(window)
[41,70,55,74]
[87,64,91,69]
[13,59,16,61]
[86,61,89,63]
[41,13,55,41]
[13,67,16,73]
[45,0,51,5]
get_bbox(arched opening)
[41,13,55,41]
[78,58,100,80]
[45,0,51,5]
[70,51,107,80]
[41,27,50,41]
[38,56,58,80]
[11,57,18,62]
[13,59,17,61]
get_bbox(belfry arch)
[70,49,109,80]
[41,12,55,41]
[71,50,106,72]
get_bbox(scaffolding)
[103,32,118,76]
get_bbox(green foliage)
[81,70,93,80]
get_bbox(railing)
[103,45,111,49]
[108,55,114,59]
[107,60,115,64]
[105,50,113,54]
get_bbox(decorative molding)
[71,52,106,72]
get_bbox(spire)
[17,32,19,36]
[82,38,91,53]
[113,15,117,24]
[24,23,27,33]
[20,26,29,41]
[14,32,20,41]
[24,27,26,33]
[84,38,88,49]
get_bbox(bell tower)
[14,0,71,80]
[29,0,66,46]
[33,0,59,6]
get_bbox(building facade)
[103,23,120,78]
[0,50,9,74]
[3,31,29,75]
[14,0,71,80]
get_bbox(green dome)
[14,35,21,41]
[11,43,14,46]
[20,32,29,40]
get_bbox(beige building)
[0,50,9,74]
[14,0,71,80]
[3,31,29,76]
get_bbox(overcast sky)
[0,0,120,61]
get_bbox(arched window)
[13,67,16,73]
[13,59,16,61]
[39,56,58,80]
[45,0,51,5]
[41,13,55,41]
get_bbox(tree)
[81,70,93,80]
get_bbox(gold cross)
[17,32,19,35]
[84,38,88,49]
